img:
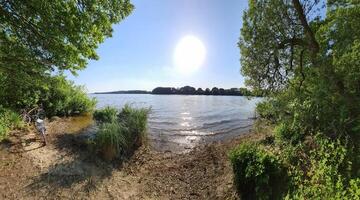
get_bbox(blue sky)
[68,0,248,93]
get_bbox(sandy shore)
[0,115,267,199]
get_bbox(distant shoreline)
[93,86,263,97]
[93,92,259,97]
[94,90,151,95]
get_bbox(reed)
[93,104,150,160]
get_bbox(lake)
[91,94,262,152]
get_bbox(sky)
[68,0,249,93]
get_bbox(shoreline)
[92,93,260,98]
[0,115,267,199]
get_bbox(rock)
[50,116,61,122]
[23,142,43,151]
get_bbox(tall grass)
[119,104,149,148]
[92,104,150,160]
[95,122,128,160]
[93,106,118,124]
[0,106,23,141]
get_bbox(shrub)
[286,135,360,199]
[0,106,23,141]
[229,142,289,200]
[256,100,277,121]
[274,123,304,145]
[93,106,118,124]
[0,73,96,118]
[92,105,150,161]
[42,76,96,117]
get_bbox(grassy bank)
[229,118,360,199]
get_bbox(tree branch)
[299,49,306,90]
[292,0,319,56]
[278,37,307,49]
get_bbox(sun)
[174,35,206,74]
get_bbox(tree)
[205,88,211,95]
[236,1,360,197]
[211,87,219,95]
[196,88,204,95]
[0,0,134,74]
[239,0,322,93]
[239,0,360,137]
[0,0,134,110]
[239,87,251,96]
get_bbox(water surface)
[91,94,261,152]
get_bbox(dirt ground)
[0,115,265,200]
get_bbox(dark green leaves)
[0,0,134,72]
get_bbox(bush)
[93,106,118,124]
[42,76,96,117]
[0,106,23,141]
[92,105,150,161]
[286,135,360,199]
[274,123,304,145]
[0,73,96,118]
[256,100,277,121]
[229,142,289,200]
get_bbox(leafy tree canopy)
[237,1,360,197]
[0,0,134,75]
[240,0,360,92]
[239,0,360,137]
[0,0,133,112]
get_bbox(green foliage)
[0,0,133,119]
[92,105,150,160]
[274,123,303,145]
[256,100,281,122]
[240,0,360,139]
[93,106,118,124]
[0,0,134,73]
[229,142,289,200]
[42,76,96,117]
[0,74,96,117]
[0,70,46,109]
[285,136,360,200]
[0,106,23,141]
[237,1,360,198]
[239,87,252,96]
[348,179,360,200]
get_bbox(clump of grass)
[0,106,24,141]
[93,106,118,124]
[95,122,128,160]
[92,104,150,161]
[119,104,149,149]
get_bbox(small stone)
[50,116,61,122]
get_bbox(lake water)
[91,94,261,152]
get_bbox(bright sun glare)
[174,35,206,74]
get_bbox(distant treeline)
[95,90,151,94]
[152,86,262,96]
[95,86,262,97]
